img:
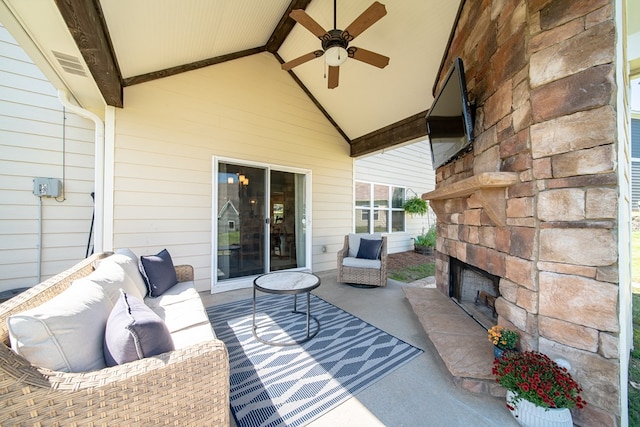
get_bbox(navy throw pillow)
[139,248,178,297]
[356,238,383,260]
[104,290,175,367]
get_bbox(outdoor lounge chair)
[337,233,388,287]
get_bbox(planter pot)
[414,245,433,255]
[506,390,573,427]
[494,346,517,359]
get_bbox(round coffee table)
[252,271,321,346]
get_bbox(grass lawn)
[631,292,640,426]
[631,231,640,425]
[633,232,640,283]
[388,263,435,282]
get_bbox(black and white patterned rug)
[207,294,423,427]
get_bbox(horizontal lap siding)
[355,141,436,253]
[114,53,352,289]
[0,23,95,291]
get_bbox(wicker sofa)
[337,233,388,287]
[0,251,229,426]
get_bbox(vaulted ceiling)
[0,0,463,157]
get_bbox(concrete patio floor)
[200,270,519,426]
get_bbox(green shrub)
[415,226,436,247]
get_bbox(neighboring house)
[217,199,240,234]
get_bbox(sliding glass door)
[269,170,306,272]
[216,161,308,283]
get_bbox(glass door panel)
[217,163,266,279]
[270,170,306,271]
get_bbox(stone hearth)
[403,287,505,397]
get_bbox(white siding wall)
[354,140,436,253]
[112,53,353,291]
[0,23,95,292]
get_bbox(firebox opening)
[449,257,500,329]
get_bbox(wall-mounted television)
[425,57,475,169]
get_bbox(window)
[355,182,405,233]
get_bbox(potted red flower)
[492,351,586,426]
[487,325,518,358]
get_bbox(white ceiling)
[100,0,292,79]
[97,0,461,140]
[3,0,639,138]
[277,0,458,138]
[8,1,636,139]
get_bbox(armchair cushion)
[356,238,383,260]
[139,249,178,297]
[342,257,382,269]
[104,291,175,367]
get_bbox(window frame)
[354,181,405,233]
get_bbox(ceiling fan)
[281,1,389,89]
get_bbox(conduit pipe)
[58,90,105,253]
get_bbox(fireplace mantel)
[421,172,518,226]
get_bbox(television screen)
[426,57,474,169]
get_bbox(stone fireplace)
[449,257,501,329]
[419,1,627,426]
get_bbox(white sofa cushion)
[342,256,382,269]
[170,323,216,349]
[348,233,382,258]
[83,256,146,305]
[113,248,149,298]
[7,280,111,372]
[145,281,216,348]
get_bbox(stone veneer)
[425,1,622,425]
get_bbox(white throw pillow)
[112,248,149,298]
[7,280,111,372]
[90,254,146,303]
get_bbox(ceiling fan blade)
[328,66,339,89]
[350,47,389,68]
[343,1,387,40]
[290,9,328,38]
[281,51,324,70]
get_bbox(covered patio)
[0,0,638,425]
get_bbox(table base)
[252,292,320,346]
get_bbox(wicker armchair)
[337,234,388,287]
[0,252,229,426]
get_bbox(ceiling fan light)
[325,46,348,66]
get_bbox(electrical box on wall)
[33,178,61,197]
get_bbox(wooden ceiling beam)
[123,47,265,87]
[273,53,350,143]
[349,110,429,157]
[55,0,123,107]
[266,0,313,53]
